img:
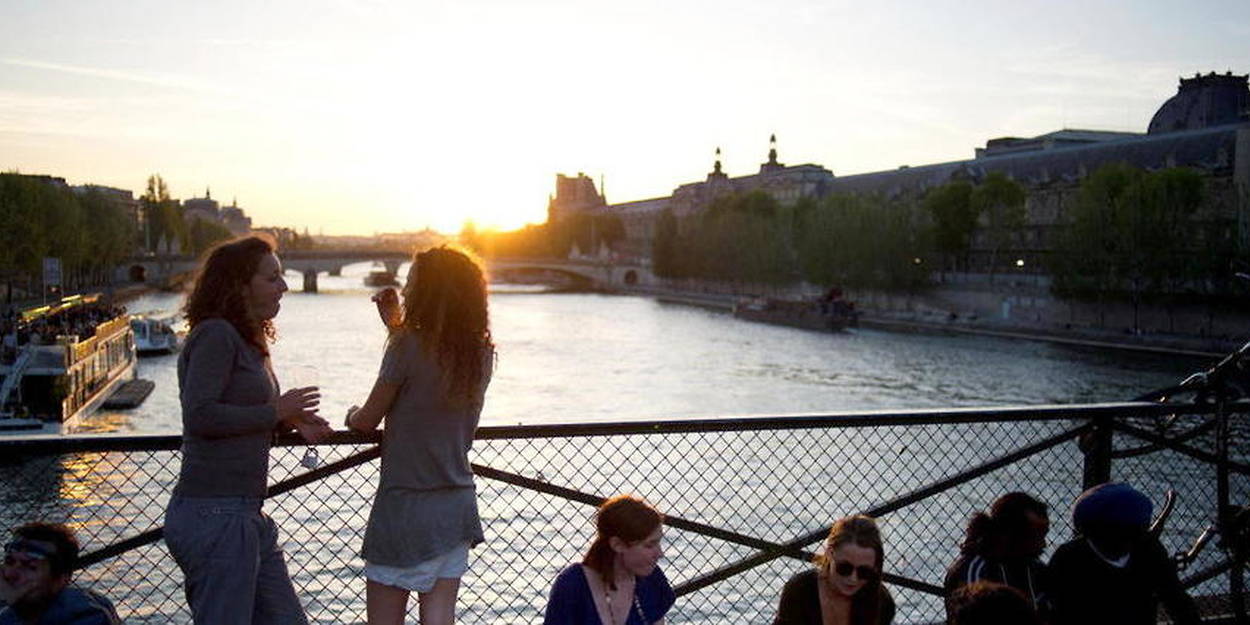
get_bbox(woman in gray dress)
[347,245,495,625]
[164,234,332,624]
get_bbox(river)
[94,261,1204,435]
[15,260,1233,624]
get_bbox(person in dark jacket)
[948,581,1043,625]
[0,522,120,625]
[773,515,895,625]
[944,492,1050,620]
[1048,482,1199,625]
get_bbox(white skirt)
[364,542,472,592]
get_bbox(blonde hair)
[398,245,494,407]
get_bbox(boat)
[364,270,399,287]
[0,294,137,433]
[733,293,858,332]
[130,314,181,355]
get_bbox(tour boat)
[130,315,181,355]
[0,294,137,433]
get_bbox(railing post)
[1082,415,1113,489]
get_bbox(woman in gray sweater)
[163,235,331,624]
[347,246,494,625]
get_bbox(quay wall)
[624,274,1250,357]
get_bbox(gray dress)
[361,331,490,567]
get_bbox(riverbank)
[620,284,1234,360]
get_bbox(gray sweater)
[173,318,280,498]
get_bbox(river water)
[97,261,1202,434]
[22,261,1230,624]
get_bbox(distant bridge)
[118,251,654,293]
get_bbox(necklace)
[604,586,621,625]
[602,575,635,625]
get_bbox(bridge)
[118,251,655,293]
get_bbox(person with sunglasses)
[773,515,895,625]
[0,522,120,625]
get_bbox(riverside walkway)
[2,402,1246,624]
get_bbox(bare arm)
[346,376,402,432]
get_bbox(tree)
[923,181,976,276]
[970,172,1026,280]
[186,218,233,257]
[141,174,185,254]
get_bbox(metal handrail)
[3,400,1235,454]
[3,400,1245,623]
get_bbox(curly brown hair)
[182,234,279,353]
[397,245,494,407]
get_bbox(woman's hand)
[278,386,321,423]
[372,288,402,329]
[291,417,333,443]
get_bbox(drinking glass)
[288,365,321,469]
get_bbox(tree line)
[473,162,1243,312]
[0,173,237,303]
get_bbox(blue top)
[0,586,121,625]
[544,563,675,625]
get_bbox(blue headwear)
[1072,482,1152,533]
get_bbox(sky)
[2,0,1247,235]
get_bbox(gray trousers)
[164,496,309,625]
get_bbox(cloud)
[2,58,225,95]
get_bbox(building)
[550,71,1250,269]
[183,188,252,236]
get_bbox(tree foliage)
[1050,164,1217,325]
[923,181,976,273]
[969,172,1026,277]
[0,173,136,300]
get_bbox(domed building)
[1149,72,1250,134]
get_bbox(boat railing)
[1,402,1246,624]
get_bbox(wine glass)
[288,365,321,469]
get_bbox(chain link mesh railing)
[2,402,1246,624]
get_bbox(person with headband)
[773,515,895,625]
[1048,482,1199,625]
[543,495,675,625]
[0,522,120,625]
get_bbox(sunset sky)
[2,0,1247,234]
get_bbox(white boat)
[0,294,137,433]
[130,315,181,355]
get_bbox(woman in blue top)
[544,495,675,625]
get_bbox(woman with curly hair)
[164,234,331,624]
[347,245,495,625]
[773,515,895,625]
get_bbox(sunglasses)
[831,560,879,582]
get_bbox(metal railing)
[2,401,1246,624]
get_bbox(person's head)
[398,245,494,407]
[1073,482,1152,558]
[961,492,1049,560]
[814,515,885,619]
[2,523,80,608]
[948,581,1042,625]
[182,234,285,353]
[583,495,664,591]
